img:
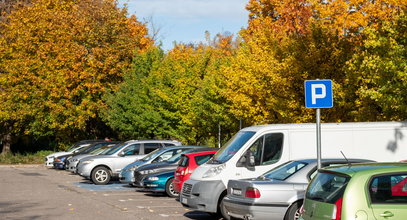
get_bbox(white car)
[76,140,182,185]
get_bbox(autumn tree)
[102,34,240,146]
[0,0,152,154]
[223,0,406,125]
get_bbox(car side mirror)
[245,151,255,169]
[118,151,125,157]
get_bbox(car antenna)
[340,150,352,167]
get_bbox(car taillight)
[245,187,261,198]
[332,197,343,220]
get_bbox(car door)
[239,132,285,178]
[369,173,407,219]
[113,144,141,173]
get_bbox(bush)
[0,150,54,164]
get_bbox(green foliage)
[0,150,53,164]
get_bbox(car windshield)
[208,131,255,164]
[80,143,104,154]
[141,148,163,161]
[91,144,117,155]
[306,171,350,204]
[260,160,308,181]
[166,151,186,163]
[104,142,127,155]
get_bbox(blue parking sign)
[305,80,333,108]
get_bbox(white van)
[180,121,407,219]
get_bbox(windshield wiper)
[208,159,222,164]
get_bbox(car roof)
[124,139,182,144]
[182,150,218,157]
[319,162,407,177]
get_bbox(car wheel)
[165,178,179,198]
[91,166,111,185]
[284,201,302,220]
[219,195,230,220]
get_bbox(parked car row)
[45,139,218,198]
[45,122,407,220]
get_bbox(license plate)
[182,198,187,204]
[232,188,242,196]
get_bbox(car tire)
[165,178,179,198]
[284,201,302,220]
[91,166,111,185]
[219,195,230,220]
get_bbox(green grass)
[0,150,54,164]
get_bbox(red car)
[173,150,218,193]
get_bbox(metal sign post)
[305,80,333,169]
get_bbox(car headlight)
[128,166,138,171]
[140,169,157,175]
[202,164,226,178]
[147,176,159,181]
[82,160,93,164]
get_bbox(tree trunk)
[1,132,11,155]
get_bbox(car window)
[306,172,350,204]
[195,154,214,166]
[244,133,284,166]
[122,144,140,156]
[144,143,162,154]
[178,155,189,167]
[262,160,308,180]
[369,174,407,204]
[154,150,175,162]
[164,143,176,147]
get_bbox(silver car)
[66,142,119,173]
[76,139,182,185]
[223,158,373,220]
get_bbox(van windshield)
[306,171,350,204]
[208,131,256,164]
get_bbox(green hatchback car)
[299,163,407,220]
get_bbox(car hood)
[136,161,178,172]
[47,152,69,158]
[123,160,148,170]
[70,154,92,161]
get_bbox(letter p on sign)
[305,80,333,108]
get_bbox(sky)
[118,0,249,50]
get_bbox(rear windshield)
[260,161,308,181]
[306,172,350,204]
[178,155,189,167]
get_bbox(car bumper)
[77,163,93,178]
[119,170,135,184]
[53,162,65,169]
[180,179,225,213]
[172,178,183,193]
[67,161,79,173]
[142,180,166,192]
[223,197,288,220]
[45,158,54,167]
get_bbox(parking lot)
[0,165,214,220]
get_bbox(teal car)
[141,170,177,197]
[299,163,407,220]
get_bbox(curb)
[0,164,44,168]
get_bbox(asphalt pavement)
[0,165,215,220]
